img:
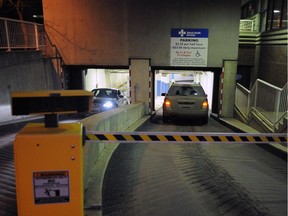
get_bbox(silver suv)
[161,83,208,124]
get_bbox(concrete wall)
[0,51,61,105]
[222,60,238,117]
[80,102,146,191]
[239,30,288,89]
[84,69,106,91]
[238,46,256,66]
[256,45,287,88]
[42,0,241,68]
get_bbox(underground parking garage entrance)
[63,65,222,117]
[152,67,222,116]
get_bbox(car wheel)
[163,116,169,123]
[202,116,208,124]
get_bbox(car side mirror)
[161,93,166,96]
[119,94,124,98]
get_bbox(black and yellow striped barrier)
[85,131,287,144]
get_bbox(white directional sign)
[170,28,209,67]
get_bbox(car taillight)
[164,99,171,107]
[202,100,208,109]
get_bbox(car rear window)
[168,85,206,96]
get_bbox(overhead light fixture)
[273,10,280,13]
[33,15,43,18]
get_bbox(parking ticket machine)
[12,90,93,216]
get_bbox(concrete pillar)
[96,69,106,87]
[85,69,97,91]
[130,59,151,114]
[104,70,111,87]
[221,60,238,117]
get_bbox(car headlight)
[103,101,113,108]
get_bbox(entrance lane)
[102,115,287,216]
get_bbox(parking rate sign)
[170,28,208,67]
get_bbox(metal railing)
[0,17,45,51]
[235,79,288,129]
[0,17,65,88]
[43,30,65,88]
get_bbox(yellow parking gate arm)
[85,131,287,144]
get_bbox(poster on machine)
[170,28,208,67]
[33,171,70,204]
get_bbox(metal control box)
[14,123,84,216]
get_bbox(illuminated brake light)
[164,99,171,107]
[202,100,208,109]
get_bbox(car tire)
[163,116,169,123]
[202,116,208,124]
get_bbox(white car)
[161,83,209,124]
[91,88,129,112]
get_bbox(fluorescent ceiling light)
[33,15,43,18]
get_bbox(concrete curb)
[211,114,287,161]
[84,115,151,216]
